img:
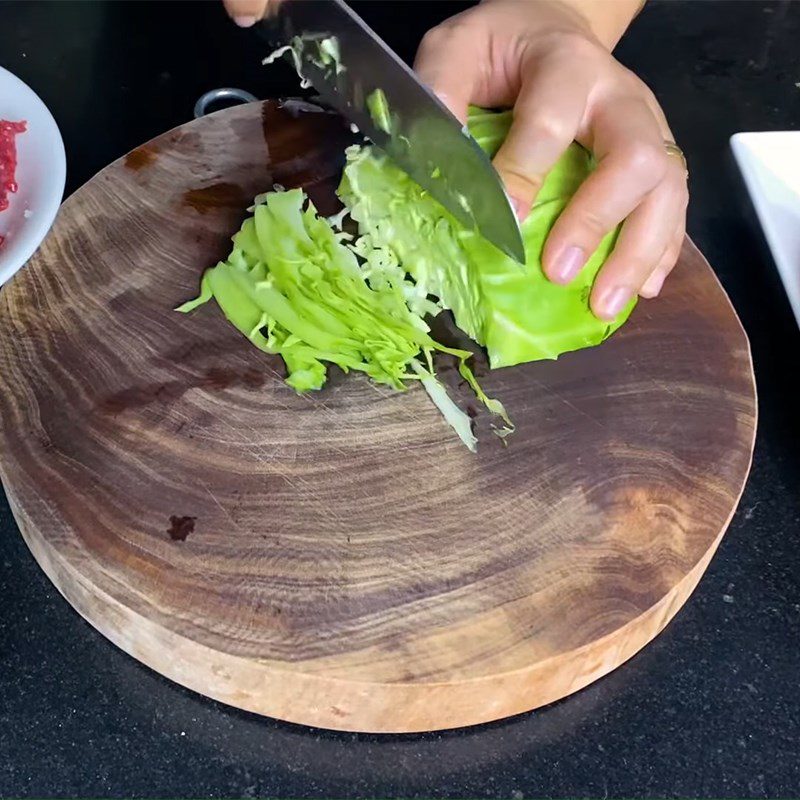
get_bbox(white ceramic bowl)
[731,131,800,327]
[0,66,66,286]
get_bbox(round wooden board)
[0,101,756,733]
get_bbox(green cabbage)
[338,106,635,368]
[366,88,394,135]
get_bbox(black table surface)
[1,1,799,797]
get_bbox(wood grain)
[0,101,756,733]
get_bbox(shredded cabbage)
[177,189,503,448]
[264,34,345,91]
[366,88,393,135]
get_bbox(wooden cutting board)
[0,101,756,733]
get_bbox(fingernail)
[551,246,585,284]
[233,14,257,27]
[598,286,633,319]
[640,269,666,298]
[510,196,528,221]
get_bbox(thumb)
[413,20,482,124]
[223,0,270,27]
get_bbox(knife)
[260,0,526,264]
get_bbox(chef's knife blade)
[260,0,525,264]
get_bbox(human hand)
[414,0,688,319]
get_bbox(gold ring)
[664,140,688,176]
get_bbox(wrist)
[485,0,640,50]
[560,0,642,48]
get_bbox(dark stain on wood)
[168,515,195,541]
[100,381,186,414]
[99,367,268,414]
[182,182,247,214]
[124,145,158,172]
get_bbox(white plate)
[0,66,66,286]
[731,131,800,326]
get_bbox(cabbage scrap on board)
[339,106,635,369]
[179,105,635,450]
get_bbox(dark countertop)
[1,1,799,797]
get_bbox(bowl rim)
[0,65,67,286]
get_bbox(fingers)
[640,224,684,298]
[491,49,593,219]
[542,95,672,287]
[223,0,269,27]
[588,166,688,319]
[413,16,484,124]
